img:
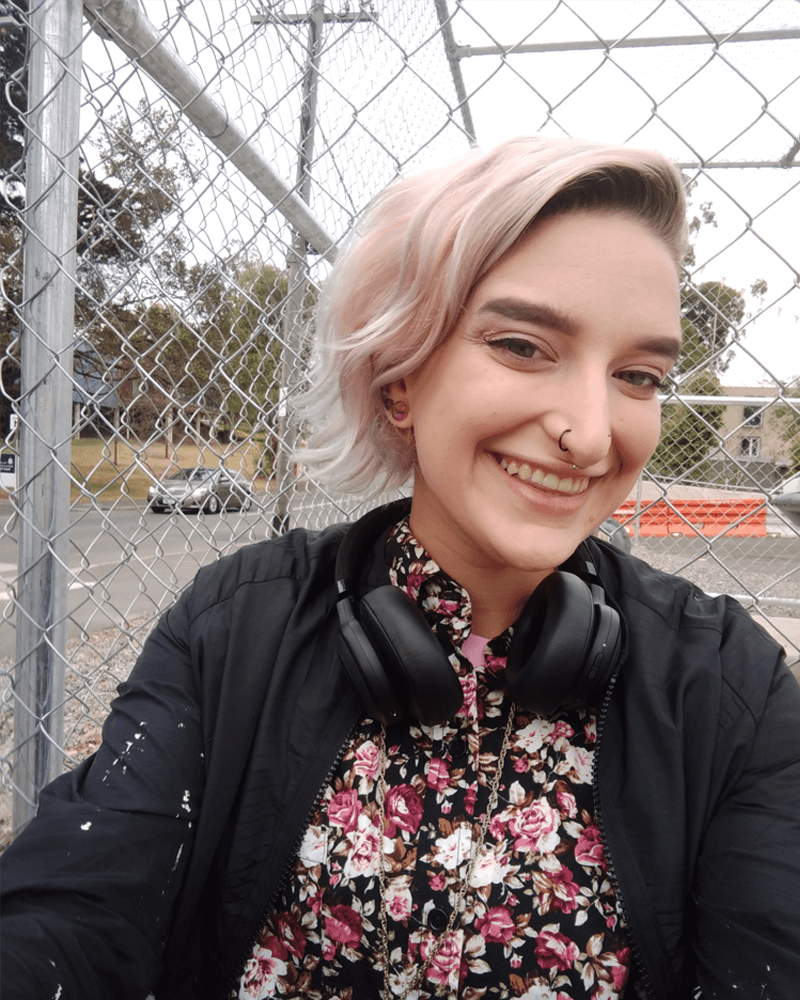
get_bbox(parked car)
[147,467,254,514]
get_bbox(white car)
[147,467,254,514]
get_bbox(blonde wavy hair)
[297,136,687,495]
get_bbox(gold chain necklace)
[375,705,516,1000]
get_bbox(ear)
[381,378,412,426]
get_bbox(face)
[389,210,681,586]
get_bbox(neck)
[455,565,549,639]
[407,509,551,640]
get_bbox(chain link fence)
[1,0,799,842]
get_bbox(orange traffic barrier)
[613,498,766,538]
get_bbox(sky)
[77,0,800,387]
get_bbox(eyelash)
[615,371,667,391]
[488,337,667,392]
[486,336,545,361]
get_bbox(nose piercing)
[558,429,571,452]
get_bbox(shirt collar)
[385,517,512,665]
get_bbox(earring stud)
[390,400,408,421]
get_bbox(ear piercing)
[382,395,409,422]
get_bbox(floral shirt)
[236,520,631,999]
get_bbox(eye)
[615,370,666,392]
[487,336,544,361]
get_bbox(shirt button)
[427,907,449,933]
[448,737,467,758]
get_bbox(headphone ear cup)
[337,603,405,726]
[359,586,464,726]
[504,572,596,715]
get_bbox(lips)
[497,455,589,495]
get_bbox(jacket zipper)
[218,717,362,1000]
[592,668,657,1000]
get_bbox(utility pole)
[252,2,377,536]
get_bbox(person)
[2,136,799,1000]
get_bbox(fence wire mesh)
[1,0,799,840]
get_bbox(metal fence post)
[271,0,325,537]
[12,0,82,832]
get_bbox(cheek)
[614,405,662,469]
[633,409,663,463]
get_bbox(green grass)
[69,436,269,503]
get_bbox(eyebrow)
[477,296,682,362]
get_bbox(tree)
[773,387,800,476]
[646,181,768,482]
[1,92,193,435]
[0,0,26,175]
[648,368,725,483]
[0,0,26,431]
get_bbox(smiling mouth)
[497,455,589,495]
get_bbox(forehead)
[468,209,681,334]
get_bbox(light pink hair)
[298,136,686,494]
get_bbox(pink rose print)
[458,672,480,720]
[509,799,560,854]
[343,818,381,877]
[429,872,446,891]
[485,654,505,675]
[556,788,577,818]
[513,757,528,773]
[384,784,423,836]
[489,813,507,840]
[274,911,306,959]
[612,948,632,989]
[535,928,580,971]
[546,721,575,743]
[464,784,477,816]
[536,864,580,914]
[353,740,380,781]
[240,941,287,997]
[325,904,362,949]
[575,824,607,868]
[386,881,413,922]
[407,571,425,595]
[256,931,286,962]
[427,757,450,792]
[327,789,363,833]
[422,931,465,989]
[475,905,516,945]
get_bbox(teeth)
[499,455,587,494]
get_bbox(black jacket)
[2,523,800,1000]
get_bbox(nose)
[542,379,612,470]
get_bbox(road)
[1,500,799,662]
[0,502,273,659]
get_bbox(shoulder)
[587,538,788,713]
[176,520,352,626]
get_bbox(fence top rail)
[456,27,800,58]
[660,395,800,406]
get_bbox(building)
[708,385,797,490]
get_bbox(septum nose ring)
[559,429,582,471]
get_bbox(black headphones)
[335,499,623,727]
